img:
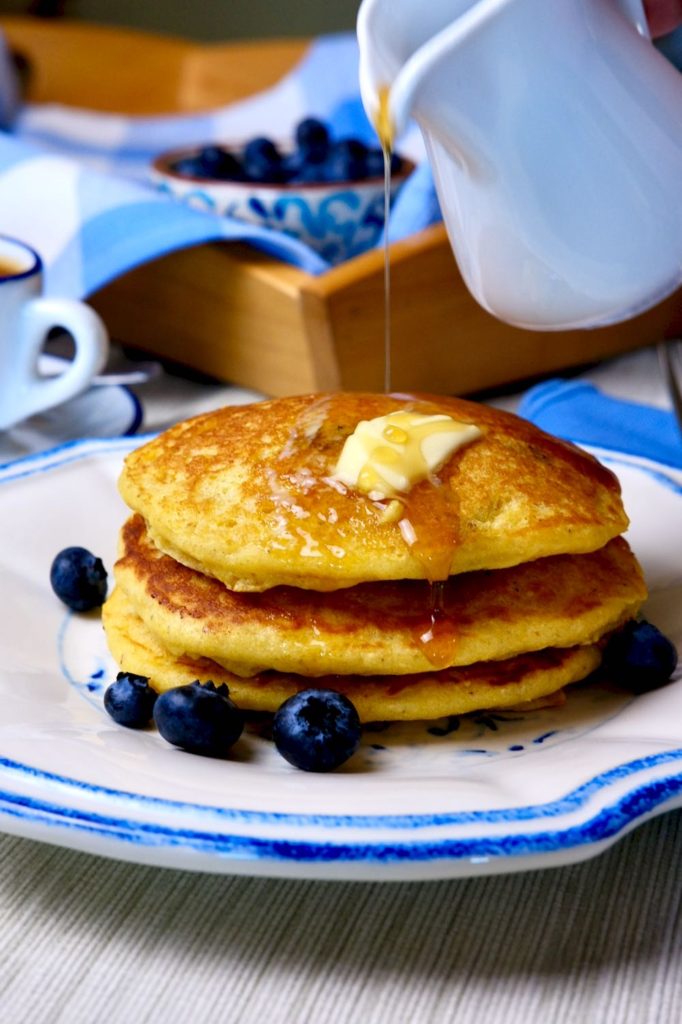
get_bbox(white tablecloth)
[1,810,681,1024]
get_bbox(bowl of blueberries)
[151,117,413,264]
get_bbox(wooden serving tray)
[4,16,682,396]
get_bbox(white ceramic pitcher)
[357,0,682,330]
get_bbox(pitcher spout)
[356,0,419,146]
[357,0,494,168]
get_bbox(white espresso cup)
[0,235,109,430]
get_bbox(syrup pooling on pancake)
[332,403,480,665]
[332,404,484,665]
[119,393,629,592]
[265,394,478,589]
[265,395,349,565]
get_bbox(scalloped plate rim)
[0,434,680,879]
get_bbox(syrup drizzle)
[378,85,394,395]
[411,488,461,654]
[418,580,455,669]
[375,88,459,668]
[382,148,392,394]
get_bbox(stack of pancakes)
[103,393,647,722]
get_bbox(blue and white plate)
[0,437,680,880]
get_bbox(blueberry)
[242,136,286,182]
[604,620,678,693]
[196,145,244,181]
[153,680,244,757]
[295,117,330,161]
[325,139,369,183]
[172,156,204,177]
[272,689,361,772]
[50,546,108,612]
[104,672,157,728]
[365,148,386,178]
[281,151,304,180]
[287,158,326,184]
[392,153,405,174]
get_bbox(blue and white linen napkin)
[518,347,682,471]
[0,33,437,300]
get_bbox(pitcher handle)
[614,0,650,37]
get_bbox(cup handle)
[16,297,109,422]
[614,0,651,37]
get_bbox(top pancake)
[118,392,629,591]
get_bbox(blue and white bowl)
[151,144,414,264]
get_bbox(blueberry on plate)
[272,689,361,772]
[603,619,678,693]
[104,672,157,728]
[153,680,244,757]
[50,546,108,612]
[242,136,286,182]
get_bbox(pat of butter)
[334,411,481,499]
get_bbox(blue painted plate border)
[0,757,681,862]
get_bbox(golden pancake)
[102,586,604,722]
[114,514,646,677]
[118,393,628,592]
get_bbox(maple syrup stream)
[376,88,457,669]
[377,86,393,395]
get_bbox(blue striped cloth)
[0,33,438,301]
[519,376,682,470]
